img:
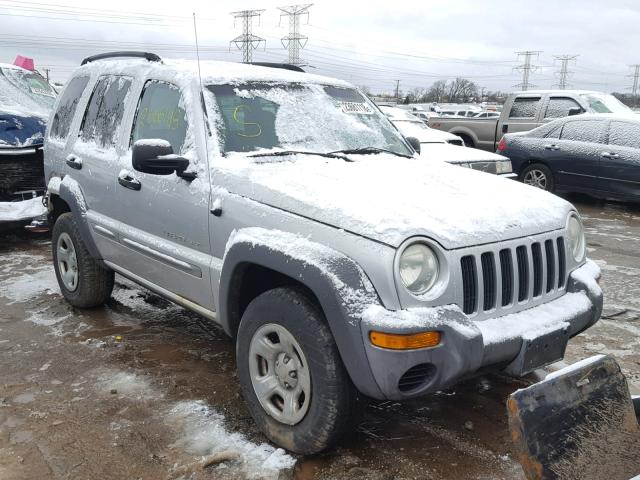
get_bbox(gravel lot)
[0,195,638,480]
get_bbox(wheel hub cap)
[57,232,79,292]
[248,323,311,425]
[524,169,547,190]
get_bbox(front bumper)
[359,260,603,400]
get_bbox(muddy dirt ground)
[1,195,639,480]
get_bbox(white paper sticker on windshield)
[339,101,374,115]
[30,87,55,98]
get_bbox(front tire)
[520,163,555,192]
[236,287,358,454]
[52,212,114,308]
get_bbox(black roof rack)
[81,51,162,66]
[248,62,305,73]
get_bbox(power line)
[514,50,542,91]
[553,54,578,89]
[229,9,266,63]
[278,4,312,65]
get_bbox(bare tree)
[447,77,478,102]
[426,80,448,103]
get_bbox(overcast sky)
[0,0,638,95]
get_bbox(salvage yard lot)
[1,196,639,480]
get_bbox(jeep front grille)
[459,235,567,316]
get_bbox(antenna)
[192,12,211,172]
[192,12,203,90]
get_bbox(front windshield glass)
[207,82,412,156]
[580,93,631,114]
[0,67,56,115]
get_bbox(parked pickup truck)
[428,90,633,151]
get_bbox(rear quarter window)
[608,121,640,149]
[49,76,90,140]
[509,97,540,118]
[79,75,132,148]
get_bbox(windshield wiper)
[329,147,412,158]
[248,150,353,161]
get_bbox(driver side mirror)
[406,136,421,154]
[132,139,195,179]
[568,107,583,116]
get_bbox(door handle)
[601,152,620,159]
[502,124,509,133]
[544,144,560,151]
[118,171,141,191]
[66,155,83,170]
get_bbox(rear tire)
[52,212,114,308]
[236,287,358,454]
[520,163,555,192]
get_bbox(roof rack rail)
[248,62,305,73]
[81,51,162,66]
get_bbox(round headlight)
[567,214,586,261]
[399,243,439,294]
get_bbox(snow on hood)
[419,143,508,164]
[392,120,460,144]
[215,153,573,249]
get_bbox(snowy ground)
[0,194,638,480]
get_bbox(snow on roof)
[75,56,351,87]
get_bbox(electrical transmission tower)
[230,9,266,63]
[514,51,542,91]
[629,64,640,107]
[278,4,313,65]
[553,54,578,89]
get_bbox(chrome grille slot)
[458,233,568,319]
[461,255,477,315]
[481,252,496,311]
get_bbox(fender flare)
[51,176,102,260]
[220,228,384,399]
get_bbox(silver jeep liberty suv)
[44,51,602,454]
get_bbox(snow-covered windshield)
[207,82,412,156]
[0,67,56,116]
[580,93,631,114]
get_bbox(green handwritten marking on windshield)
[137,107,182,130]
[233,105,262,138]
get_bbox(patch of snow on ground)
[0,265,58,304]
[167,400,296,479]
[95,370,160,400]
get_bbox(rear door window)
[79,75,132,147]
[49,76,89,140]
[130,80,188,154]
[509,97,540,118]
[608,121,640,149]
[545,97,583,119]
[560,120,603,142]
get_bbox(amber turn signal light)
[369,330,441,350]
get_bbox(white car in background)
[379,105,514,176]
